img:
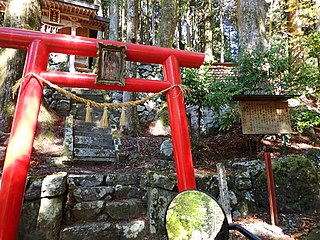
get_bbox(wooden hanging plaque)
[95,43,126,86]
[240,101,292,134]
[49,8,60,24]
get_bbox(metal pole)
[264,152,278,225]
[0,40,49,239]
[164,55,197,192]
[282,135,287,155]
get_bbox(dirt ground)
[1,121,320,239]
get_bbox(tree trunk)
[157,0,178,47]
[204,0,213,60]
[287,0,304,60]
[109,0,119,41]
[122,0,141,136]
[236,0,268,54]
[219,0,225,62]
[0,0,41,132]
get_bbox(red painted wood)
[0,27,204,239]
[0,27,204,68]
[0,40,49,239]
[164,56,197,191]
[264,152,279,225]
[40,71,172,93]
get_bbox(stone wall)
[11,153,320,239]
[17,170,221,239]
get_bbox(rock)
[139,64,153,72]
[71,186,113,202]
[229,190,238,207]
[304,148,320,170]
[231,160,265,176]
[145,104,153,112]
[49,100,57,109]
[114,185,143,199]
[147,171,176,191]
[43,88,53,97]
[111,92,123,101]
[0,146,6,160]
[116,220,146,239]
[59,222,116,240]
[235,171,252,190]
[18,200,41,240]
[104,199,146,220]
[55,99,70,116]
[196,173,219,196]
[147,187,175,235]
[71,201,105,221]
[68,174,104,187]
[160,139,173,159]
[146,111,156,122]
[105,173,140,186]
[63,115,73,159]
[253,155,320,213]
[41,172,67,198]
[25,178,43,200]
[137,105,145,112]
[36,197,63,239]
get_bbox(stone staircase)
[65,89,118,163]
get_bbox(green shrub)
[290,107,320,133]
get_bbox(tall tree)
[0,0,41,132]
[122,0,141,136]
[157,0,178,47]
[109,0,120,41]
[219,0,225,62]
[236,0,268,54]
[204,0,214,60]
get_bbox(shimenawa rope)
[12,72,191,127]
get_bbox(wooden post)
[264,152,278,225]
[216,163,232,223]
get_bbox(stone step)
[59,219,146,240]
[74,107,104,115]
[74,136,114,147]
[74,128,113,138]
[69,88,117,162]
[71,157,116,163]
[104,199,146,220]
[73,120,112,134]
[74,147,116,158]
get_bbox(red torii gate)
[0,27,204,239]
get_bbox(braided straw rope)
[12,72,191,109]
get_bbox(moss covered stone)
[253,155,320,214]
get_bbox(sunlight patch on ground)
[238,221,293,240]
[233,217,294,240]
[289,142,320,150]
[148,120,170,136]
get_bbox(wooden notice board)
[240,101,292,135]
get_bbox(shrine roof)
[233,95,297,102]
[0,0,109,22]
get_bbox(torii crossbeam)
[0,27,204,239]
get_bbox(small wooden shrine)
[0,0,110,71]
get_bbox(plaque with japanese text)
[240,101,292,134]
[95,43,126,86]
[49,8,60,24]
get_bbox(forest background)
[0,0,320,137]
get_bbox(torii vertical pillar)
[0,40,49,240]
[164,56,196,192]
